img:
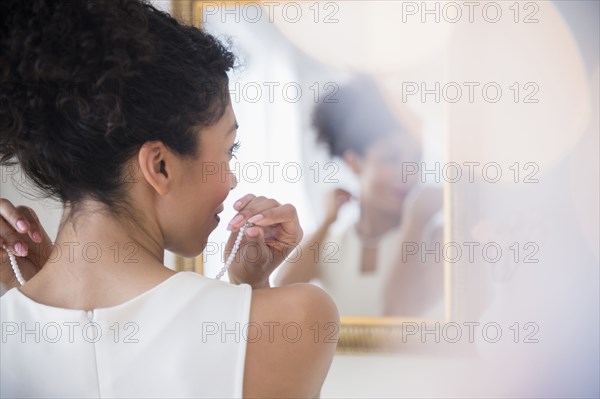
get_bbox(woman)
[274,77,444,317]
[0,0,338,397]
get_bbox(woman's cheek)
[373,168,394,189]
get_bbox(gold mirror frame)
[171,0,458,352]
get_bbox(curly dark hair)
[312,76,404,158]
[0,0,235,214]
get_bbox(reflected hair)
[312,75,405,158]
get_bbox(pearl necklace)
[215,222,251,280]
[1,222,252,285]
[2,244,26,286]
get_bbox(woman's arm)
[244,283,340,398]
[383,186,445,316]
[274,188,352,286]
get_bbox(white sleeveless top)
[316,210,445,317]
[0,272,252,398]
[316,224,405,316]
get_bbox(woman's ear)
[343,150,363,175]
[137,141,172,196]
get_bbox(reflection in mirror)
[192,0,448,326]
[172,1,600,396]
[276,77,445,319]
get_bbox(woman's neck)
[356,201,403,238]
[48,201,166,273]
[19,201,175,310]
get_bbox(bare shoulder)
[250,283,339,320]
[243,283,340,398]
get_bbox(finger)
[228,197,280,231]
[242,226,267,261]
[0,198,31,234]
[16,206,46,243]
[0,218,28,256]
[245,203,298,227]
[334,188,352,196]
[228,196,268,230]
[0,239,28,258]
[232,194,257,212]
[335,192,352,206]
[245,225,265,242]
[246,204,303,244]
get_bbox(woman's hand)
[324,188,353,225]
[0,198,52,289]
[224,195,304,289]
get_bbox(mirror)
[172,0,452,351]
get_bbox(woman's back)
[0,0,339,395]
[1,272,251,398]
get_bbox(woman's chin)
[196,239,210,256]
[172,249,197,259]
[379,201,405,216]
[170,238,209,259]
